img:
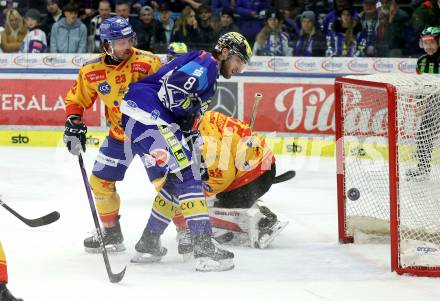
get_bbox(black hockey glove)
[64,114,87,156]
[176,97,212,133]
[176,112,200,133]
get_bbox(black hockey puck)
[347,188,360,201]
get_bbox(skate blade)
[195,257,234,272]
[257,220,289,249]
[84,243,126,254]
[131,252,164,264]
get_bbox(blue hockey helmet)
[100,16,135,42]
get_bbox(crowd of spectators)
[0,0,436,57]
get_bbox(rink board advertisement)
[0,53,418,156]
[0,79,101,126]
[243,82,335,135]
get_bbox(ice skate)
[253,205,289,249]
[131,228,167,263]
[83,216,125,253]
[193,234,234,272]
[0,283,22,301]
[176,228,193,261]
[257,220,289,249]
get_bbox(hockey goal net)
[335,73,440,276]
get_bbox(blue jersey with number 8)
[125,50,218,125]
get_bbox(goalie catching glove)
[64,114,87,156]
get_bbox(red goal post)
[335,73,440,276]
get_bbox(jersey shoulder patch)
[135,49,156,59]
[82,55,103,67]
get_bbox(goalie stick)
[0,196,60,227]
[250,92,263,129]
[78,154,126,283]
[273,170,296,184]
[249,93,296,184]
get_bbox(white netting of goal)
[339,73,440,268]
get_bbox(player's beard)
[114,48,132,61]
[219,58,232,79]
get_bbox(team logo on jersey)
[118,85,127,96]
[131,62,151,74]
[144,154,156,168]
[151,109,160,120]
[85,70,106,83]
[126,100,138,108]
[98,81,111,95]
[150,149,170,167]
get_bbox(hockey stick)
[78,154,126,283]
[249,94,296,184]
[0,196,60,227]
[273,170,296,184]
[250,93,263,129]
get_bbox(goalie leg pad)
[209,203,289,248]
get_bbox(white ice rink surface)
[1,147,440,301]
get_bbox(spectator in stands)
[41,0,63,46]
[303,0,330,26]
[20,8,47,53]
[1,9,26,52]
[78,2,98,30]
[358,0,380,57]
[132,1,160,11]
[277,0,303,19]
[136,5,167,52]
[216,6,239,38]
[158,3,174,45]
[253,9,291,56]
[292,10,326,57]
[0,0,19,25]
[376,0,409,57]
[183,0,204,11]
[165,0,188,12]
[322,0,353,35]
[211,0,232,18]
[235,0,270,44]
[50,3,87,53]
[116,0,139,29]
[196,4,216,48]
[172,6,203,49]
[88,0,112,53]
[278,2,300,51]
[325,7,362,57]
[411,0,440,34]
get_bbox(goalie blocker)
[174,111,290,251]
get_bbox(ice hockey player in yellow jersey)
[63,16,162,253]
[173,111,291,254]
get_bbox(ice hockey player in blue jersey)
[121,32,252,272]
